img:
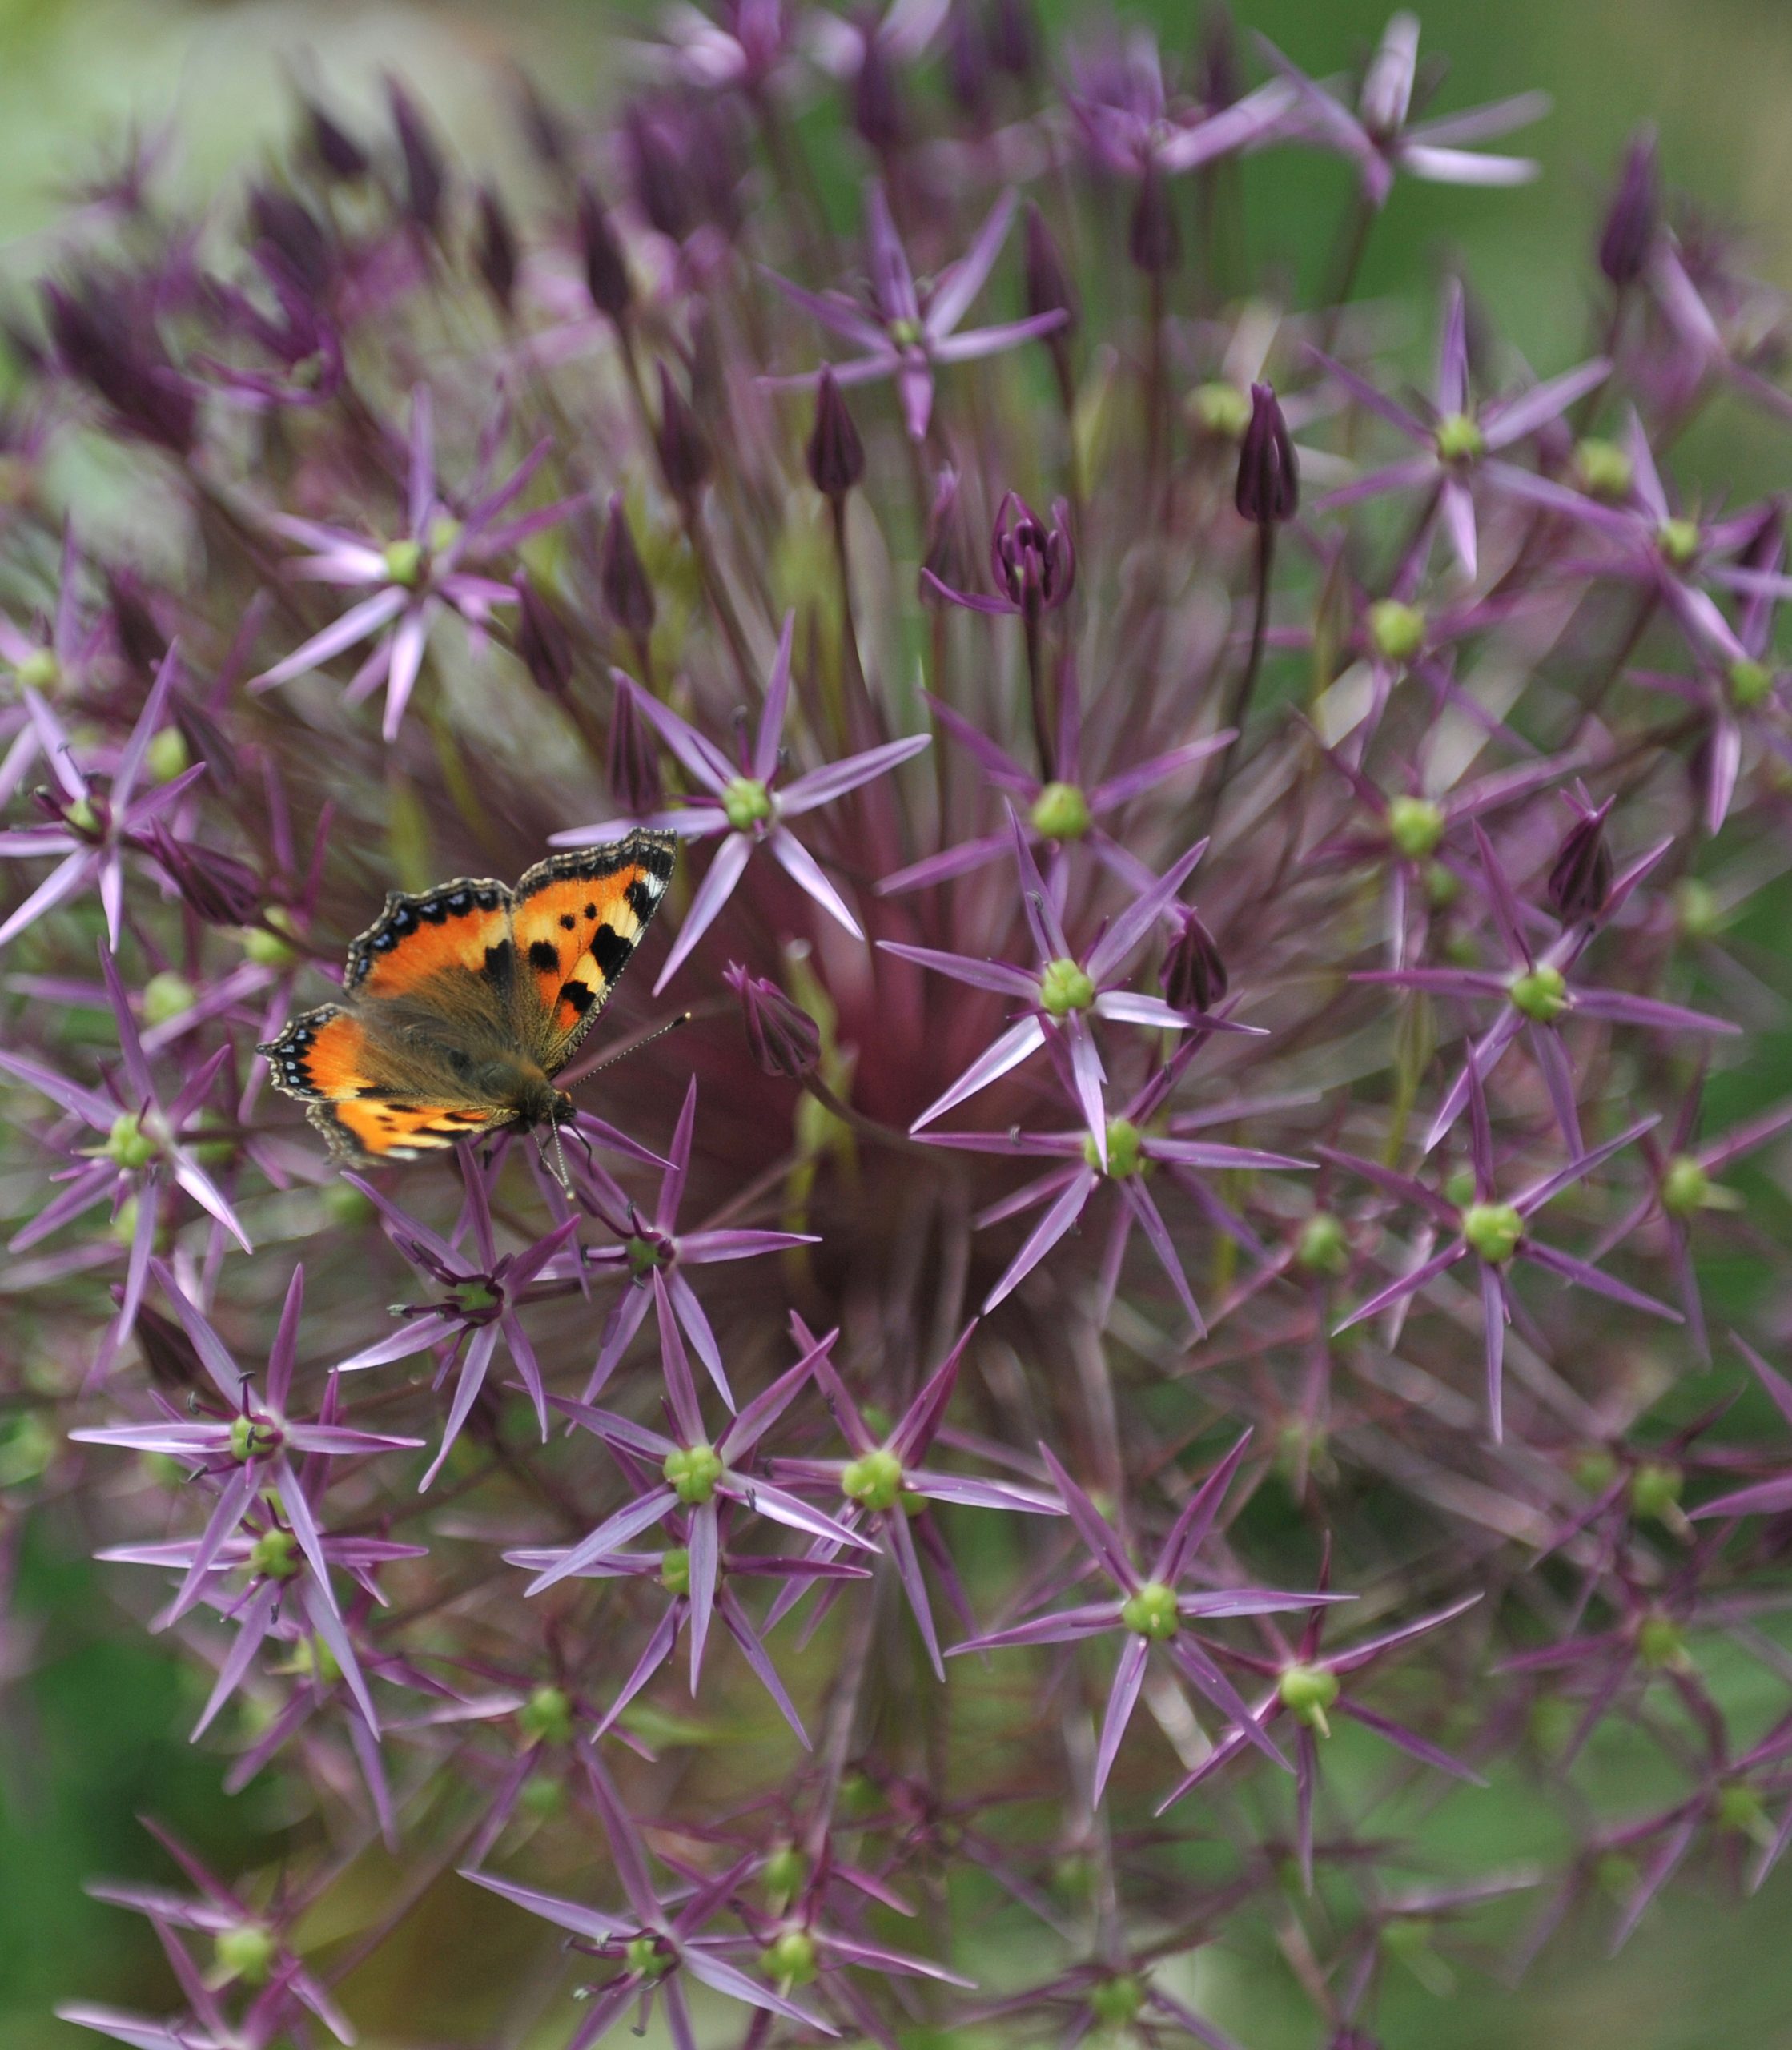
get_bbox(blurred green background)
[6,1,1792,2046]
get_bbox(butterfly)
[259,830,677,1165]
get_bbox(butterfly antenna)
[534,1120,573,1194]
[582,1011,694,1078]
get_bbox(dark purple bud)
[1598,126,1660,290]
[303,99,370,182]
[514,573,575,699]
[248,187,332,296]
[1199,3,1243,112]
[806,367,866,500]
[131,1298,207,1394]
[473,187,520,315]
[946,3,994,122]
[43,277,196,456]
[852,32,905,152]
[655,363,711,504]
[1023,203,1079,344]
[1546,803,1614,924]
[608,679,664,816]
[1127,159,1181,276]
[991,492,1075,617]
[600,495,657,647]
[106,569,167,674]
[388,82,447,236]
[627,102,706,244]
[169,693,234,791]
[725,963,821,1079]
[989,0,1039,80]
[577,182,633,321]
[1162,906,1227,1013]
[1235,382,1299,524]
[145,826,263,928]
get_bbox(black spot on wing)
[483,939,515,988]
[559,979,596,1017]
[625,878,657,924]
[589,923,631,980]
[559,913,577,931]
[528,939,561,974]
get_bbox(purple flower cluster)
[6,8,1792,2048]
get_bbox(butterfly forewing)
[511,832,677,1072]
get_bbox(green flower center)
[1278,1661,1341,1735]
[659,1546,691,1595]
[627,1234,669,1280]
[762,1843,808,1910]
[1508,963,1568,1022]
[518,1683,573,1745]
[1433,411,1485,463]
[1661,1154,1711,1218]
[888,316,924,348]
[841,1446,904,1513]
[1674,878,1721,940]
[65,795,101,836]
[427,514,463,555]
[1636,1613,1686,1670]
[1656,517,1701,569]
[228,1413,281,1463]
[1629,1461,1683,1521]
[1090,1975,1146,2027]
[141,971,196,1027]
[1083,1117,1145,1178]
[452,1279,500,1315]
[104,1112,159,1170]
[624,1935,671,1979]
[1425,860,1461,910]
[145,726,191,783]
[1718,1781,1765,1835]
[1461,1200,1524,1264]
[760,1928,819,1987]
[214,1923,278,1987]
[1386,794,1446,861]
[14,647,58,692]
[1119,1580,1179,1640]
[1729,657,1775,710]
[249,1528,302,1582]
[721,775,775,830]
[1368,600,1427,665]
[1030,780,1092,842]
[1039,956,1096,1017]
[383,537,424,587]
[664,1443,724,1505]
[1295,1212,1350,1276]
[1574,437,1633,500]
[1573,1447,1618,1495]
[1189,381,1252,439]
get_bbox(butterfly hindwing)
[344,876,513,1001]
[512,831,677,1069]
[256,1004,508,1164]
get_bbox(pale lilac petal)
[777,734,931,817]
[910,1015,1047,1132]
[653,832,753,993]
[753,612,796,781]
[254,588,408,687]
[924,189,1017,340]
[767,826,862,937]
[1092,1636,1150,1802]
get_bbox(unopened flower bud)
[806,366,866,500]
[852,32,905,151]
[1161,906,1227,1014]
[991,492,1075,617]
[1235,381,1298,525]
[655,363,710,504]
[990,0,1038,79]
[607,680,664,816]
[577,182,633,320]
[1598,126,1659,289]
[303,99,369,182]
[514,573,575,699]
[474,187,520,315]
[599,495,657,646]
[1127,159,1180,276]
[725,963,821,1079]
[1546,804,1613,923]
[388,82,447,236]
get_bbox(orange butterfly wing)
[344,877,513,1000]
[257,1003,508,1164]
[511,832,677,1069]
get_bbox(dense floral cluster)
[6,4,1792,2045]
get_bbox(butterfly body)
[259,832,676,1164]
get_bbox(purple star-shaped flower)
[761,183,1067,440]
[252,387,582,738]
[552,613,928,991]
